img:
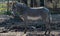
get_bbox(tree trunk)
[36,0,40,7]
[27,0,31,7]
[7,0,9,12]
[53,0,59,9]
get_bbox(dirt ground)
[0,31,60,36]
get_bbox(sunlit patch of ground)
[0,32,24,36]
[0,31,60,36]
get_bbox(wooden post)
[36,0,40,7]
[20,0,22,3]
[27,0,31,7]
[44,0,45,6]
[44,0,47,7]
[33,0,34,7]
[7,0,9,12]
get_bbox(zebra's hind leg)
[44,24,51,36]
[47,24,51,35]
[24,27,27,34]
[44,28,49,35]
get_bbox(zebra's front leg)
[23,14,28,34]
[44,15,51,36]
[41,13,51,35]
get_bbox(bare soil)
[0,31,60,36]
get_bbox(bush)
[4,11,12,15]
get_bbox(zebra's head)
[12,2,28,15]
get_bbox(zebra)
[11,1,51,35]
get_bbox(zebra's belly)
[27,16,42,20]
[21,16,42,20]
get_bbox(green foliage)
[0,12,5,15]
[4,11,11,15]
